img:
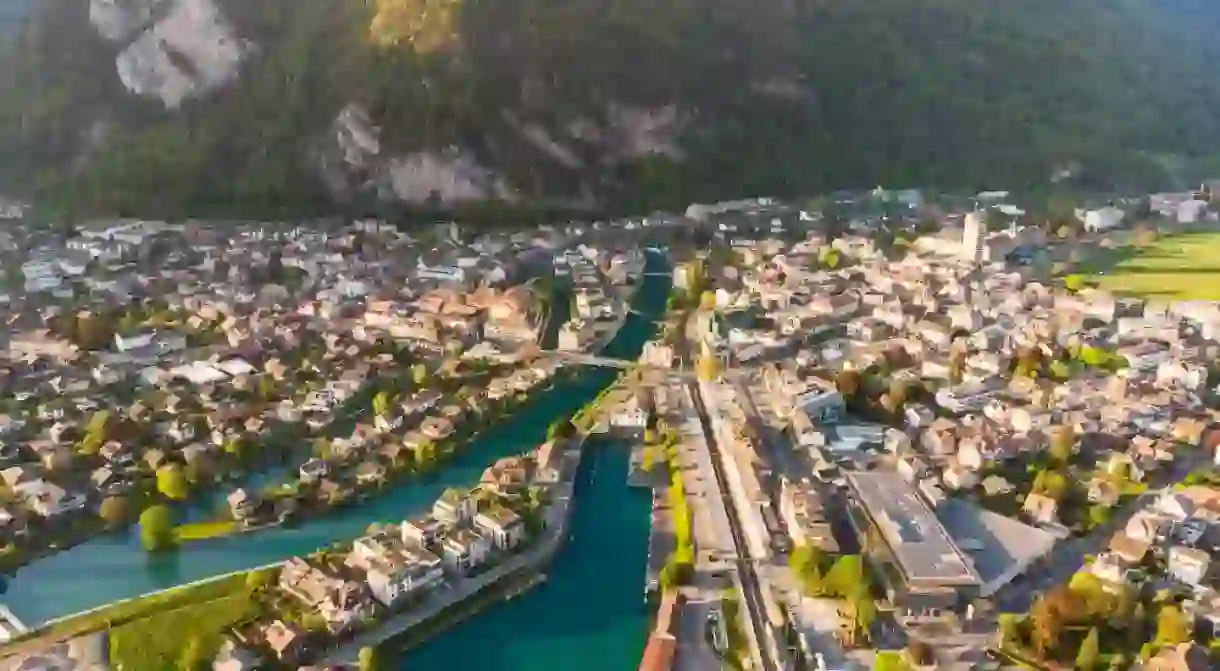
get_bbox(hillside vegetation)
[2,0,1220,220]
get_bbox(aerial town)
[1,185,1220,671]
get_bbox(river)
[5,251,670,627]
[400,443,652,671]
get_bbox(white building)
[1079,206,1125,233]
[961,211,986,262]
[474,507,524,549]
[441,528,492,574]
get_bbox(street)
[686,377,780,671]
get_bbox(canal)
[5,252,670,626]
[401,443,652,671]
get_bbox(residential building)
[347,533,445,607]
[440,528,492,575]
[778,478,838,553]
[1168,546,1211,586]
[475,507,525,550]
[262,620,307,665]
[432,488,478,525]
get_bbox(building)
[432,488,477,525]
[795,388,845,425]
[1079,206,1125,233]
[1168,546,1211,587]
[641,341,677,369]
[778,478,839,553]
[844,471,982,619]
[474,507,525,549]
[961,211,986,262]
[401,515,448,546]
[440,528,492,574]
[672,262,701,293]
[346,532,445,607]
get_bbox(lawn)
[0,568,276,660]
[174,519,240,542]
[108,588,262,670]
[1092,231,1220,300]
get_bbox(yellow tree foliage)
[371,0,464,53]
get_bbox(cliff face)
[3,0,1220,219]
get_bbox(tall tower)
[962,210,988,308]
[962,211,987,263]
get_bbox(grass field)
[0,567,277,662]
[1093,231,1220,300]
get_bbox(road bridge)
[542,351,746,382]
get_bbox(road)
[731,376,867,669]
[686,376,780,671]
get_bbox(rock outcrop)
[89,0,164,42]
[114,0,252,109]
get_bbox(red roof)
[638,634,677,671]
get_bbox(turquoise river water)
[403,442,652,671]
[5,251,670,634]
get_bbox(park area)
[1087,231,1220,300]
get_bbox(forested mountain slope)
[1,0,1219,219]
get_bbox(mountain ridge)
[3,0,1220,220]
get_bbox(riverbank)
[0,563,280,659]
[0,250,670,629]
[320,436,589,665]
[400,441,653,671]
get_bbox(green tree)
[411,363,428,386]
[223,436,248,462]
[1031,593,1065,658]
[823,554,865,598]
[139,505,175,552]
[1070,571,1111,618]
[373,391,392,418]
[697,352,721,382]
[1032,469,1070,501]
[888,377,910,408]
[156,464,191,501]
[98,496,130,528]
[998,613,1023,649]
[416,439,437,470]
[1155,605,1192,647]
[874,651,911,671]
[246,569,273,591]
[1088,504,1112,529]
[849,585,877,642]
[788,544,825,579]
[179,635,206,671]
[1076,626,1100,671]
[258,375,277,401]
[547,418,573,441]
[1048,424,1076,465]
[358,646,381,671]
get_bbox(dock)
[627,443,664,489]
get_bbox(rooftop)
[935,498,1056,596]
[846,471,981,587]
